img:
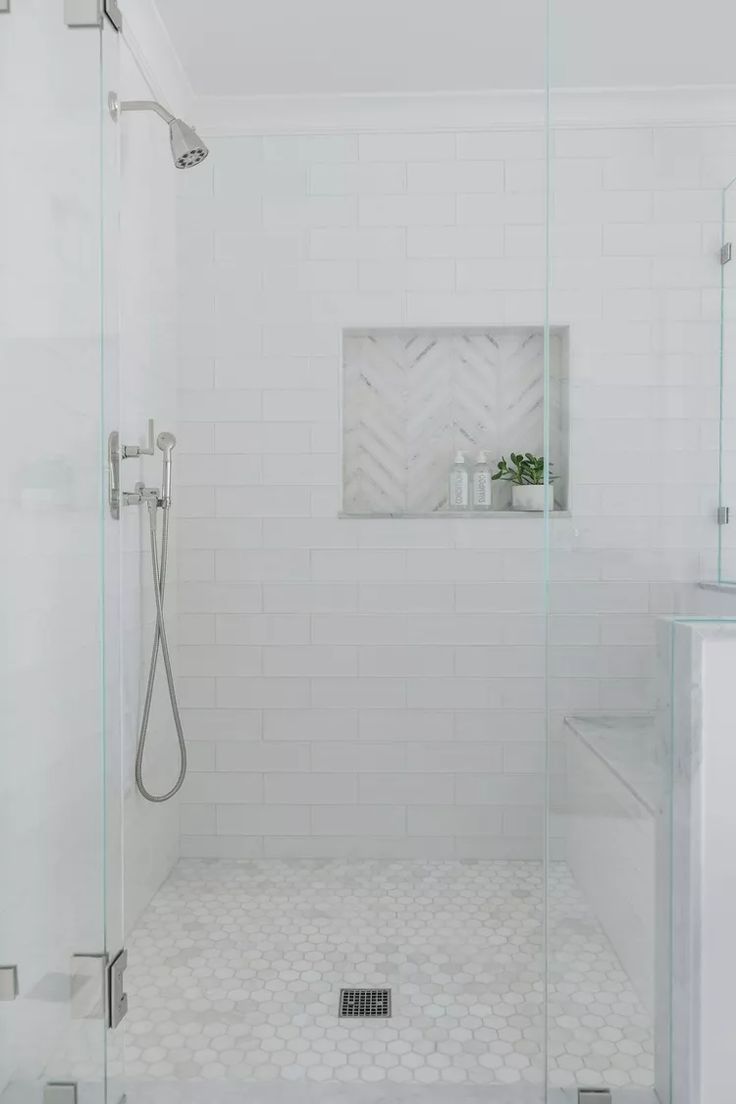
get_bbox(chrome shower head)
[157,432,176,505]
[157,431,176,457]
[112,97,210,171]
[169,119,209,170]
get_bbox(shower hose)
[134,496,187,802]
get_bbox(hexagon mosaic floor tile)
[109,859,653,1094]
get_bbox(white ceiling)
[153,0,736,99]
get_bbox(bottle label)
[449,470,469,508]
[473,471,491,507]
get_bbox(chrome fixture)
[44,1086,78,1104]
[0,1,10,15]
[108,420,155,519]
[157,431,176,507]
[107,422,187,802]
[70,953,107,1020]
[136,430,187,802]
[108,93,209,170]
[0,965,19,1001]
[121,417,155,459]
[69,950,128,1026]
[108,949,129,1028]
[64,0,122,30]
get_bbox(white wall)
[174,108,728,860]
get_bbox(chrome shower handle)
[122,419,155,459]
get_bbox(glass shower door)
[718,176,736,582]
[0,3,108,1101]
[540,2,717,1098]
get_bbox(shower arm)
[119,99,175,125]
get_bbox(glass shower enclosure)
[11,1,734,1102]
[0,2,110,1102]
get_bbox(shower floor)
[110,859,653,1095]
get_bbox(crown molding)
[119,0,195,117]
[191,85,736,137]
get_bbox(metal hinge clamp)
[64,0,122,30]
[718,505,730,525]
[0,965,19,1000]
[721,242,732,265]
[108,948,128,1028]
[44,1085,78,1104]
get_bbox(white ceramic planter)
[512,484,553,511]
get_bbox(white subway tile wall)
[176,124,724,859]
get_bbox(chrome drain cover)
[339,988,392,1018]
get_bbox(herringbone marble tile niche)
[343,328,564,515]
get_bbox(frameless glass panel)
[718,178,736,582]
[105,2,551,1102]
[0,2,107,1102]
[540,0,734,1098]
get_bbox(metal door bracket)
[107,948,128,1028]
[0,965,19,1000]
[578,1092,612,1104]
[718,505,730,525]
[108,431,121,519]
[0,2,10,15]
[64,0,122,30]
[104,0,123,29]
[71,952,107,1019]
[721,242,732,265]
[44,1085,78,1104]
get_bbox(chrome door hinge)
[64,0,122,30]
[718,505,730,525]
[104,0,122,30]
[578,1091,612,1104]
[721,242,732,265]
[44,1085,78,1104]
[0,2,10,15]
[108,948,128,1029]
[0,965,19,1000]
[71,953,107,1019]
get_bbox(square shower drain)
[339,987,392,1018]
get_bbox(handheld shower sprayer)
[157,431,176,507]
[118,424,186,803]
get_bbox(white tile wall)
[175,121,726,859]
[114,41,182,934]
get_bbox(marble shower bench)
[563,713,660,1021]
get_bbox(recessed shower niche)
[342,326,569,516]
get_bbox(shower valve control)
[108,420,169,518]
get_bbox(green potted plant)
[492,453,554,511]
